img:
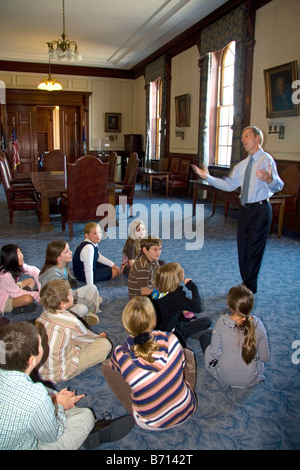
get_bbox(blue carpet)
[1,183,300,451]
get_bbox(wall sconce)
[267,120,285,139]
[175,129,184,140]
[109,134,118,142]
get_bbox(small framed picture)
[175,94,190,127]
[105,113,122,132]
[264,61,299,118]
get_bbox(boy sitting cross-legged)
[36,279,112,384]
[128,235,162,299]
[0,321,135,450]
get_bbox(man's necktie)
[240,156,254,206]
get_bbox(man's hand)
[191,164,210,180]
[256,164,273,184]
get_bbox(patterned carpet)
[1,182,300,451]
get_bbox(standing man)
[192,126,284,293]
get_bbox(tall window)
[215,41,235,166]
[208,41,235,166]
[149,77,162,160]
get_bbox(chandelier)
[47,0,82,62]
[38,61,62,91]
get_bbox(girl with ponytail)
[102,296,197,430]
[201,284,270,388]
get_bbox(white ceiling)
[0,0,228,70]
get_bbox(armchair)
[60,155,109,240]
[0,151,33,187]
[42,150,66,172]
[270,163,300,232]
[114,153,139,217]
[0,156,41,223]
[166,159,191,197]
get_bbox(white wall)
[169,46,200,154]
[251,0,300,161]
[0,71,144,152]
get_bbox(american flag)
[12,121,20,169]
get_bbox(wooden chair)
[0,156,41,223]
[166,159,191,197]
[224,191,240,217]
[271,163,300,232]
[60,155,109,240]
[150,157,170,193]
[0,151,33,187]
[108,151,118,182]
[114,153,139,217]
[42,150,66,172]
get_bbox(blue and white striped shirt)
[0,370,66,450]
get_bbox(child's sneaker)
[85,311,100,326]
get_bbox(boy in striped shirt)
[128,236,162,299]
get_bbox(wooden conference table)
[190,178,292,238]
[138,167,170,198]
[31,171,117,232]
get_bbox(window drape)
[145,55,168,166]
[198,5,247,168]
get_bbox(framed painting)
[105,113,122,132]
[264,61,299,118]
[175,94,190,127]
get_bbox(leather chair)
[0,156,41,223]
[114,153,139,217]
[60,155,109,240]
[166,159,191,197]
[0,151,33,187]
[42,150,66,172]
[149,157,170,193]
[271,163,300,232]
[108,151,118,182]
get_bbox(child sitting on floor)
[0,321,134,450]
[36,279,112,384]
[151,262,211,347]
[127,235,162,299]
[73,222,121,284]
[121,218,146,276]
[200,284,270,388]
[39,240,101,325]
[102,296,197,430]
[0,244,40,316]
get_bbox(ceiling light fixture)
[47,0,82,62]
[38,60,62,91]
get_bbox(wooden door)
[6,105,38,172]
[37,107,54,153]
[60,106,80,163]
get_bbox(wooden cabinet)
[124,134,142,158]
